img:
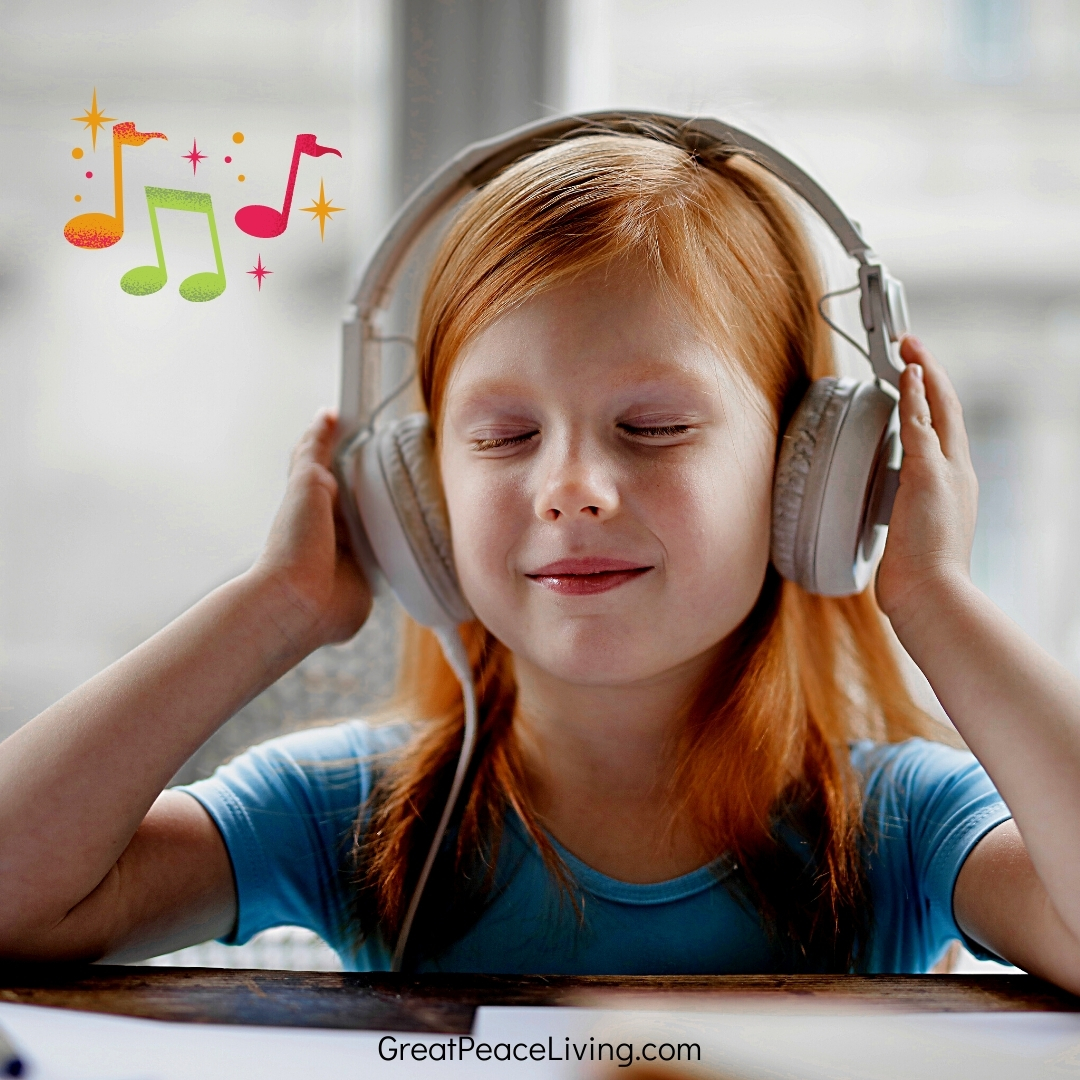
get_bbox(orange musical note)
[63,121,167,250]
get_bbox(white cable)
[389,625,478,972]
[816,282,870,361]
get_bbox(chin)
[535,652,670,687]
[516,620,698,687]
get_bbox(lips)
[526,556,654,596]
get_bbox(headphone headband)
[339,110,907,441]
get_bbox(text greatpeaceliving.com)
[377,1034,703,1067]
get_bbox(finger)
[897,359,942,462]
[290,409,338,472]
[899,337,968,462]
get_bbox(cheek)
[656,449,774,614]
[442,452,525,599]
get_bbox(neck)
[510,646,724,882]
[513,646,719,813]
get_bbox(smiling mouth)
[526,559,654,596]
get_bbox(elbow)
[0,885,117,963]
[0,928,107,963]
[1019,929,1080,1001]
[0,908,110,962]
[1016,954,1080,1001]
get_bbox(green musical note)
[121,187,226,302]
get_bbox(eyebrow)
[451,365,721,405]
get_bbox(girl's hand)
[874,337,980,635]
[252,410,372,649]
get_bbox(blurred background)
[2,0,1077,970]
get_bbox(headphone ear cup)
[772,377,898,596]
[345,413,473,628]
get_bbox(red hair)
[351,121,938,969]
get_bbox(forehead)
[445,265,737,406]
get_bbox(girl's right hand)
[253,410,372,650]
[0,410,370,963]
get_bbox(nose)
[532,433,620,523]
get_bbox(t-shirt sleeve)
[175,719,412,953]
[853,737,1013,971]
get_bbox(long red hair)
[350,120,938,969]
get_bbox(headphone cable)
[816,282,870,360]
[389,625,478,972]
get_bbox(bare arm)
[31,790,239,964]
[0,412,370,960]
[876,339,1080,988]
[955,820,1080,993]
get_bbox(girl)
[2,126,1080,984]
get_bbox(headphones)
[332,112,910,968]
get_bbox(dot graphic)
[238,174,245,182]
[85,171,93,178]
[224,155,232,163]
[71,147,84,159]
[232,132,244,144]
[74,194,82,202]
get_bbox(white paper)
[3,999,1080,1079]
[0,1002,559,1080]
[476,1005,1080,1078]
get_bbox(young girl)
[3,127,1080,985]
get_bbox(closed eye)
[619,423,694,439]
[472,430,539,452]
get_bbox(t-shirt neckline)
[507,810,737,906]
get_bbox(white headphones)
[333,112,910,968]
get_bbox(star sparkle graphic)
[183,139,207,174]
[71,89,116,151]
[247,255,272,290]
[301,179,344,240]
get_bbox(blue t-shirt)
[178,722,1011,973]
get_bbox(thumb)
[290,409,339,474]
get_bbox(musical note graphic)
[120,187,226,302]
[63,122,167,250]
[234,134,341,238]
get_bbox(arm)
[876,338,1080,990]
[955,820,1080,990]
[0,411,370,961]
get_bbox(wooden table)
[1,967,1078,1033]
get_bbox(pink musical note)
[234,134,341,238]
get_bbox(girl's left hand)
[874,336,980,634]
